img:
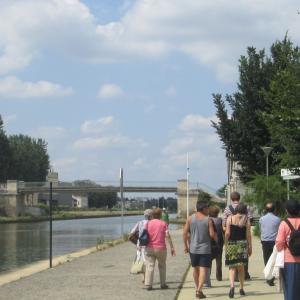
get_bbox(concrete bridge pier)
[177,180,199,219]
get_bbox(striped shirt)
[222,202,252,227]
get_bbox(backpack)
[229,205,236,214]
[284,219,300,256]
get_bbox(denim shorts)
[189,253,211,268]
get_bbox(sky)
[1,0,300,191]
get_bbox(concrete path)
[0,229,189,300]
[177,235,283,300]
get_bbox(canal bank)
[0,210,145,224]
[0,229,189,300]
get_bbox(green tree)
[0,115,11,181]
[212,36,300,182]
[263,41,300,168]
[243,175,288,215]
[88,191,117,209]
[8,134,50,181]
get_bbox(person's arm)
[208,218,217,241]
[166,230,176,256]
[183,217,191,253]
[275,221,286,251]
[224,216,232,244]
[222,207,230,231]
[246,219,252,256]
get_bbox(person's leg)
[156,249,167,287]
[193,267,200,290]
[229,267,235,288]
[283,263,300,300]
[198,266,208,290]
[216,251,222,281]
[262,241,275,285]
[228,267,236,298]
[237,265,245,291]
[144,248,156,289]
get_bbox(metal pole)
[266,155,269,190]
[120,168,124,237]
[287,179,290,200]
[49,181,53,268]
[186,153,189,220]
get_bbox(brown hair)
[209,205,220,217]
[152,208,162,219]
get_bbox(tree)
[0,115,11,181]
[264,53,300,171]
[8,134,50,181]
[243,175,288,215]
[88,191,117,209]
[212,36,300,182]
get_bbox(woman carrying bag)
[129,209,153,282]
[144,208,176,291]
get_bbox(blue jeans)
[281,262,300,300]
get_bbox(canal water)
[0,214,179,273]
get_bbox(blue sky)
[1,0,299,190]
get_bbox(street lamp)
[261,146,273,189]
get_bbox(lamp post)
[186,152,189,220]
[261,146,273,189]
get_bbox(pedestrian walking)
[223,191,252,280]
[276,199,300,300]
[259,202,281,286]
[205,205,224,286]
[183,201,217,299]
[144,208,176,291]
[161,207,169,225]
[129,209,153,282]
[225,203,252,298]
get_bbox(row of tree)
[212,36,300,211]
[0,116,50,182]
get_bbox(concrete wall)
[177,179,199,219]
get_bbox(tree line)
[0,115,50,182]
[212,35,300,211]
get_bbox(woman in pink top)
[144,208,176,291]
[275,199,300,300]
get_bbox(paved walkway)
[177,235,283,300]
[0,229,189,300]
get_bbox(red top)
[276,218,300,263]
[147,219,168,250]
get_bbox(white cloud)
[0,76,73,99]
[81,116,115,134]
[159,113,226,187]
[179,114,217,132]
[52,157,78,169]
[98,83,124,99]
[30,126,67,140]
[0,0,299,82]
[73,136,130,150]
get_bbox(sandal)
[196,290,206,299]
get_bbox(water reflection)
[0,214,178,272]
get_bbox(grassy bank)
[0,210,143,224]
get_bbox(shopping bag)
[130,251,144,274]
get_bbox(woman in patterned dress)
[225,203,252,298]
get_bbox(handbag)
[128,230,139,245]
[130,250,145,274]
[139,227,149,246]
